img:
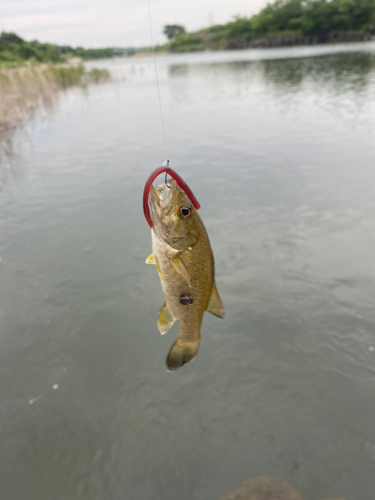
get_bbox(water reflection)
[261,52,375,90]
[168,51,375,93]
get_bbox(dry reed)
[0,63,110,133]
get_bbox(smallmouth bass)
[143,167,224,371]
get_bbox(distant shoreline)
[150,31,375,56]
[221,30,375,50]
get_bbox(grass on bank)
[0,63,110,133]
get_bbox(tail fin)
[166,338,200,371]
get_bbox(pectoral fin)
[146,253,163,280]
[172,255,191,287]
[158,301,175,335]
[145,253,156,264]
[206,284,224,318]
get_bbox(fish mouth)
[149,181,178,229]
[152,179,178,207]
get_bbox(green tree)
[163,25,186,40]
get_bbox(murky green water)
[1,43,375,500]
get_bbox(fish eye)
[180,206,191,219]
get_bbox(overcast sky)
[1,0,268,48]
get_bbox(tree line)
[161,0,375,52]
[0,32,115,65]
[225,0,375,38]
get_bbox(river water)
[1,43,375,500]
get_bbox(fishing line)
[146,0,169,161]
[164,160,170,188]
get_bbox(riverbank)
[0,63,110,134]
[156,29,375,54]
[214,30,375,50]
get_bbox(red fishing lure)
[143,167,200,228]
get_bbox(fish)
[143,167,224,371]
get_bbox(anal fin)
[158,302,175,335]
[206,283,224,318]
